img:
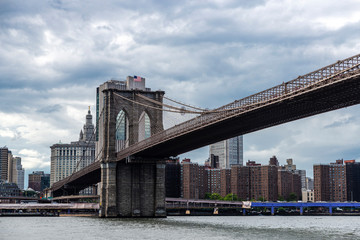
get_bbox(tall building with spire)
[50,108,96,194]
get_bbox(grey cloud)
[1,0,360,178]
[324,116,355,129]
[36,104,62,114]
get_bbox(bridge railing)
[219,53,360,111]
[117,53,360,158]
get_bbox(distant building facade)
[28,171,49,192]
[283,158,296,171]
[345,160,360,201]
[278,170,301,200]
[181,161,208,199]
[165,159,181,198]
[206,169,221,195]
[0,147,24,189]
[305,177,314,190]
[174,156,303,201]
[280,158,306,190]
[220,168,231,197]
[50,109,96,195]
[314,160,348,202]
[0,147,9,181]
[302,189,314,202]
[209,136,243,169]
[0,180,20,197]
[231,159,279,201]
[8,156,25,190]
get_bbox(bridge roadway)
[2,198,359,216]
[0,202,99,211]
[166,198,360,215]
[52,54,360,195]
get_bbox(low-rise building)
[302,189,314,202]
[0,180,20,197]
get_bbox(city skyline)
[1,1,360,182]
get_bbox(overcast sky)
[1,0,360,187]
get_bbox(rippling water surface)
[1,216,360,240]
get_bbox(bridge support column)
[300,206,303,215]
[100,162,118,218]
[116,159,166,217]
[329,207,333,215]
[271,207,275,216]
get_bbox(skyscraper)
[50,109,96,194]
[0,148,25,189]
[8,156,24,190]
[209,135,243,169]
[0,147,9,181]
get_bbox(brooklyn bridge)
[50,53,360,217]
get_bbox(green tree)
[257,196,265,202]
[278,195,285,201]
[210,193,223,200]
[287,192,297,202]
[224,193,238,201]
[204,193,211,200]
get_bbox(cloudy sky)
[1,0,360,187]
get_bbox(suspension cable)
[136,93,197,112]
[135,93,248,113]
[113,92,202,114]
[163,96,207,111]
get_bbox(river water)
[1,216,359,240]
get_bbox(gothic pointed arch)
[116,109,129,151]
[138,110,151,141]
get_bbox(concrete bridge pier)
[100,159,166,218]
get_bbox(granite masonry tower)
[97,76,166,217]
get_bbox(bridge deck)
[0,203,99,210]
[51,53,360,195]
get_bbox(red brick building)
[314,164,330,201]
[182,162,207,199]
[231,162,278,201]
[220,169,231,197]
[278,170,302,200]
[260,165,278,201]
[206,169,221,195]
[314,160,347,202]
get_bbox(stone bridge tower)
[97,76,166,217]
